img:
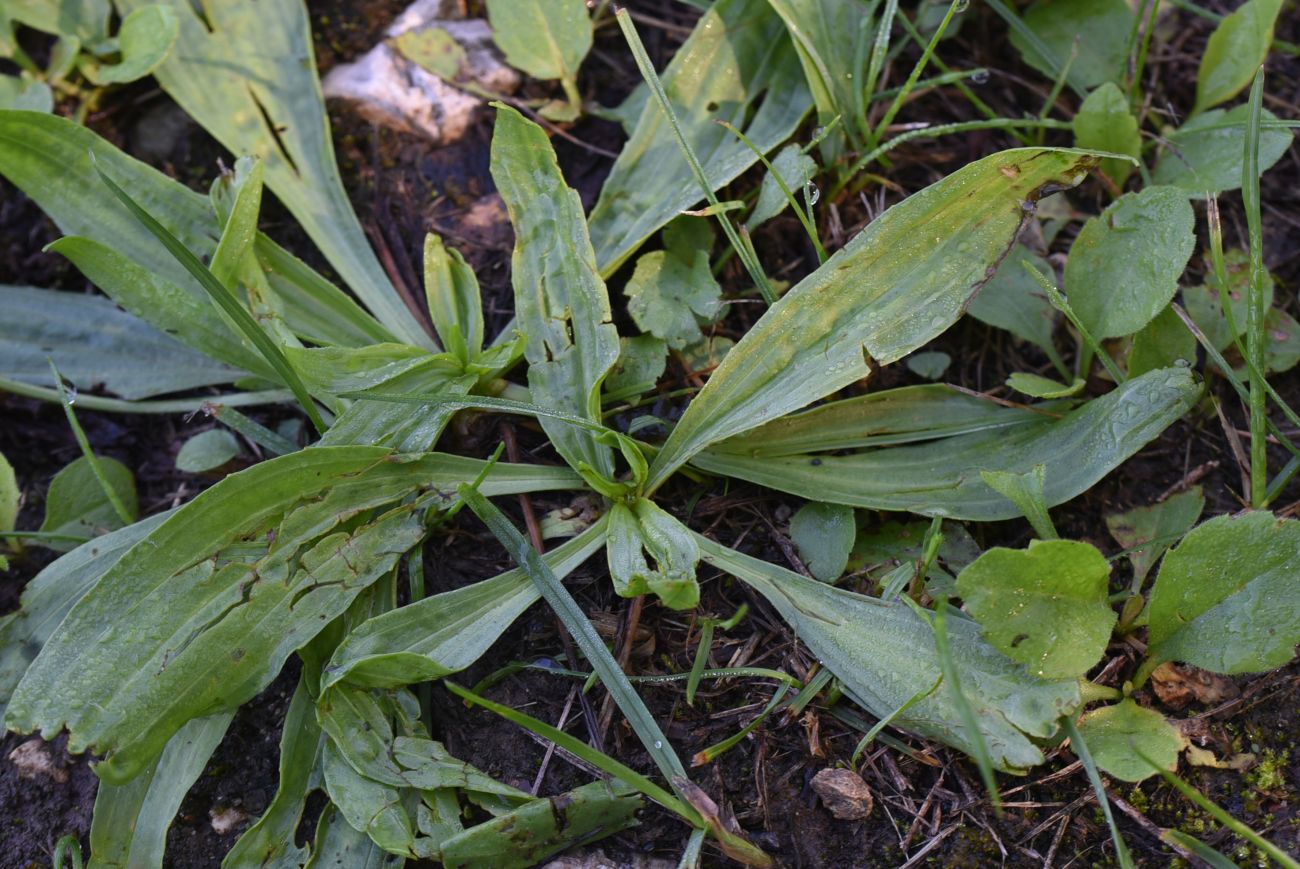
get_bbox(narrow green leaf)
[0,284,243,398]
[980,464,1058,539]
[765,0,880,152]
[490,104,619,480]
[0,512,169,719]
[423,233,484,362]
[647,148,1098,491]
[699,536,1080,773]
[1145,511,1300,675]
[1065,186,1196,340]
[587,0,810,275]
[1194,0,1284,114]
[955,539,1115,679]
[0,111,393,349]
[223,676,321,869]
[92,159,328,433]
[1074,699,1183,782]
[693,367,1199,520]
[1006,372,1084,399]
[324,520,608,690]
[0,450,16,536]
[113,0,428,347]
[88,712,232,867]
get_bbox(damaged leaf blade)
[645,148,1099,492]
[5,447,583,783]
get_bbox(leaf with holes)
[956,540,1116,680]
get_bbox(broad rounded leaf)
[1147,512,1300,675]
[1194,0,1284,115]
[968,244,1058,353]
[789,501,856,582]
[956,539,1116,679]
[1153,105,1294,195]
[623,249,722,350]
[647,148,1099,490]
[1075,700,1183,783]
[1010,0,1134,92]
[1065,186,1195,340]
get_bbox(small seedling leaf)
[486,0,590,91]
[955,539,1115,679]
[906,351,951,382]
[0,76,53,112]
[1128,305,1198,378]
[82,4,179,85]
[1072,82,1141,187]
[605,335,668,399]
[624,250,722,350]
[1105,487,1204,585]
[1074,699,1183,782]
[1194,0,1284,115]
[1147,511,1300,675]
[789,501,856,582]
[1065,186,1196,340]
[175,429,242,473]
[746,143,818,229]
[1006,372,1084,399]
[38,455,137,550]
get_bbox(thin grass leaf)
[1243,68,1269,506]
[457,486,692,790]
[48,361,134,526]
[1062,717,1136,869]
[92,160,327,434]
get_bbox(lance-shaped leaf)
[88,711,233,867]
[698,536,1080,773]
[113,0,427,347]
[1194,0,1284,115]
[645,148,1098,491]
[0,512,169,720]
[224,676,322,869]
[324,520,608,690]
[1105,487,1204,586]
[587,0,810,275]
[1146,512,1300,675]
[490,105,619,480]
[6,447,583,783]
[766,0,879,152]
[707,383,1041,457]
[0,284,242,399]
[693,366,1198,520]
[0,111,392,349]
[424,234,484,363]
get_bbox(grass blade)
[1242,67,1268,506]
[91,159,327,434]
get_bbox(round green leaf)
[1194,0,1284,115]
[955,539,1116,679]
[1065,186,1195,339]
[789,501,856,582]
[1147,512,1300,675]
[175,429,242,473]
[1075,699,1184,782]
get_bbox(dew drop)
[654,740,663,749]
[954,0,970,11]
[970,68,990,85]
[806,182,821,206]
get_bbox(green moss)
[1245,748,1289,792]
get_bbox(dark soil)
[2,1,1298,867]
